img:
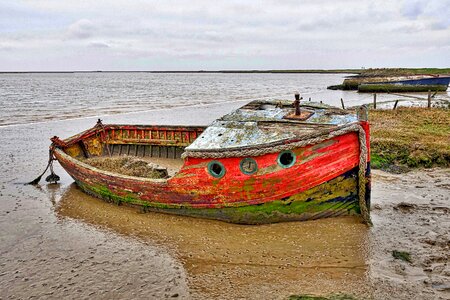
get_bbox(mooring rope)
[27,148,60,185]
[182,123,372,225]
[357,126,372,226]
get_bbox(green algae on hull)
[75,168,361,224]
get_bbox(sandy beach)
[0,102,448,299]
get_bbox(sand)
[0,103,448,299]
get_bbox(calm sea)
[1,72,448,127]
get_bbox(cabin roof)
[186,100,358,151]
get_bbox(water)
[3,72,447,127]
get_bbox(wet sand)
[0,103,449,299]
[56,185,370,299]
[369,169,450,299]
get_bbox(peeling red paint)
[52,121,370,211]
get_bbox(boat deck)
[186,100,358,151]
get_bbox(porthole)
[207,161,226,178]
[277,150,296,168]
[240,158,258,175]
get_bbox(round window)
[207,161,226,178]
[277,150,296,168]
[240,158,258,175]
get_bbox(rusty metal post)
[427,90,431,108]
[373,93,377,109]
[294,93,301,115]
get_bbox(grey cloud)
[429,22,448,30]
[67,19,95,39]
[89,41,110,48]
[0,0,449,71]
[402,1,424,19]
[0,44,14,51]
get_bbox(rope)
[183,123,360,159]
[27,148,60,185]
[357,126,372,226]
[182,123,372,225]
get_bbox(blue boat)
[358,75,450,93]
[378,76,450,86]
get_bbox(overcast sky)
[0,0,449,71]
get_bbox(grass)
[392,250,412,263]
[369,107,450,170]
[359,68,450,77]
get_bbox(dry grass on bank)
[369,107,450,170]
[359,68,450,77]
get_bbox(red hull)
[50,100,371,224]
[55,124,369,209]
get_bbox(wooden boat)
[358,75,450,93]
[329,74,450,92]
[49,98,371,224]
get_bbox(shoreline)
[2,68,449,75]
[0,70,360,74]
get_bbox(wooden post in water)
[373,93,377,109]
[428,90,431,108]
[393,100,399,110]
[340,98,345,109]
[294,93,301,115]
[309,97,311,101]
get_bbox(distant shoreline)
[0,69,360,74]
[1,68,449,75]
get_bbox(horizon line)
[1,67,449,74]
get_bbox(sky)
[0,0,449,71]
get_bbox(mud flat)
[0,103,449,299]
[369,168,449,300]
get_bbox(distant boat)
[45,98,372,224]
[358,75,450,93]
[370,75,450,86]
